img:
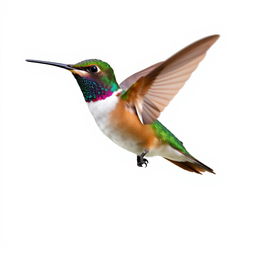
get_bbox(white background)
[1,0,256,255]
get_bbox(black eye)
[87,65,98,73]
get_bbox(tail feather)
[164,157,215,174]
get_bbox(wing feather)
[123,35,219,124]
[120,62,163,91]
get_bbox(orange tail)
[164,157,215,175]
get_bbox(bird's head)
[26,59,119,102]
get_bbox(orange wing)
[122,35,219,124]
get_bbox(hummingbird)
[26,35,219,174]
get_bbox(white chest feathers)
[87,93,143,154]
[87,93,119,134]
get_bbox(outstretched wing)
[120,62,162,91]
[122,35,219,124]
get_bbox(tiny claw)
[141,158,149,168]
[137,156,149,168]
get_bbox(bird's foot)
[137,155,149,167]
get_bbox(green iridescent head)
[70,59,119,102]
[26,58,119,102]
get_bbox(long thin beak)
[26,59,74,70]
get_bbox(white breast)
[88,93,118,124]
[87,92,143,154]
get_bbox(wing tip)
[202,34,220,46]
[207,34,220,39]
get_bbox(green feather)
[73,59,119,92]
[151,120,189,155]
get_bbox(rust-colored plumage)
[165,158,215,174]
[110,99,159,150]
